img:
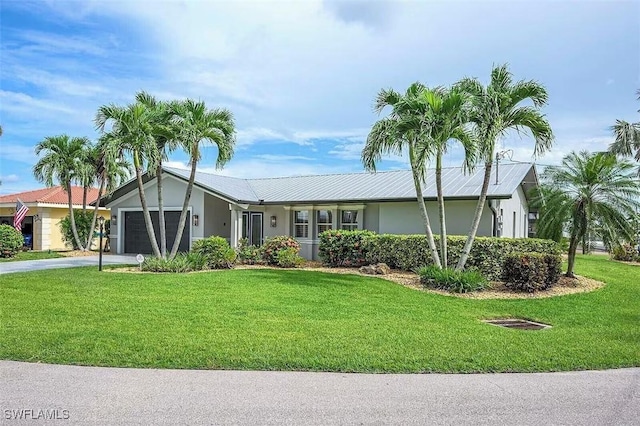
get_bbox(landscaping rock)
[359,263,391,275]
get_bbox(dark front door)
[242,212,263,245]
[124,211,190,254]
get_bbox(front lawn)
[0,255,638,373]
[0,250,63,262]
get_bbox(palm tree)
[83,136,132,250]
[95,102,163,257]
[533,151,640,277]
[406,86,476,267]
[75,143,98,213]
[609,89,640,176]
[454,64,554,271]
[362,83,443,268]
[33,135,90,250]
[168,99,235,259]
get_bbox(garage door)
[124,211,190,254]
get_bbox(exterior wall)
[377,200,493,237]
[204,194,231,239]
[364,203,380,233]
[497,185,528,238]
[108,174,204,253]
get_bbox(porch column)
[229,204,248,247]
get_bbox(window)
[294,210,309,238]
[317,210,332,234]
[340,210,358,230]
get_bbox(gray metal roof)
[163,162,536,204]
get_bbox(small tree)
[0,224,24,258]
[59,210,96,250]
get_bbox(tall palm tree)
[454,64,554,271]
[95,102,163,257]
[362,83,443,268]
[609,89,640,176]
[135,91,177,258]
[532,151,640,277]
[75,142,98,213]
[83,136,132,250]
[405,86,476,267]
[168,99,235,259]
[33,135,90,250]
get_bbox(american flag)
[13,199,29,231]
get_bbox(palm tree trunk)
[409,146,442,268]
[134,152,161,258]
[566,234,578,278]
[169,154,197,259]
[456,160,493,271]
[66,180,85,251]
[82,186,88,213]
[85,176,106,251]
[156,163,167,259]
[436,149,447,267]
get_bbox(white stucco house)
[104,163,539,259]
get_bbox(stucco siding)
[378,200,492,237]
[498,185,529,238]
[204,194,231,239]
[363,203,380,233]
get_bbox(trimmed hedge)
[318,230,376,267]
[502,252,562,292]
[263,236,301,266]
[0,224,24,258]
[318,232,560,281]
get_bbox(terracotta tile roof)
[0,186,100,206]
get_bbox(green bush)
[611,243,640,262]
[263,236,300,266]
[191,236,236,269]
[361,234,560,280]
[59,210,95,250]
[275,247,305,268]
[318,230,375,267]
[543,253,563,287]
[236,238,264,265]
[417,265,488,293]
[502,252,549,292]
[141,253,199,273]
[0,224,25,258]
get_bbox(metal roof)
[163,162,536,204]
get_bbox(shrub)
[611,243,640,262]
[362,234,560,280]
[275,247,305,268]
[141,253,198,273]
[236,238,265,265]
[186,252,208,271]
[543,253,563,287]
[0,224,24,258]
[262,236,300,266]
[59,210,95,250]
[502,252,549,292]
[191,236,236,269]
[318,230,375,267]
[417,265,488,293]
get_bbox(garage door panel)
[124,211,190,254]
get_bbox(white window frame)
[340,210,358,231]
[316,209,333,235]
[293,210,309,239]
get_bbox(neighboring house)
[105,163,539,260]
[0,186,109,251]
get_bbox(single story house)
[0,186,110,251]
[105,163,539,260]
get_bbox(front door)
[242,212,263,245]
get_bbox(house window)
[340,210,358,231]
[317,210,333,235]
[294,210,309,238]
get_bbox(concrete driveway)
[0,254,138,274]
[0,361,638,425]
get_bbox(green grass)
[0,255,638,373]
[0,250,63,262]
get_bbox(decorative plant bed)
[483,318,551,330]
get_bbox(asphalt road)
[0,255,137,274]
[1,361,638,425]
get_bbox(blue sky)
[0,0,638,195]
